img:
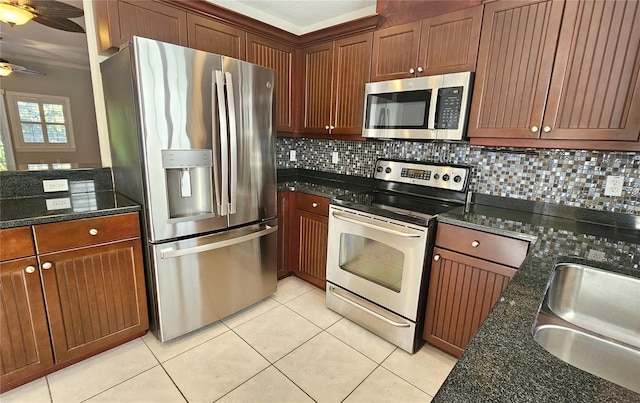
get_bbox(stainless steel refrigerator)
[101,36,277,342]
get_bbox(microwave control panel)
[374,159,469,192]
[435,86,463,130]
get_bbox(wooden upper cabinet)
[371,21,421,81]
[95,0,188,52]
[417,5,483,76]
[468,0,564,139]
[247,34,295,132]
[331,32,373,136]
[542,0,640,141]
[187,14,246,59]
[302,41,334,134]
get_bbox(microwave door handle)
[428,87,438,131]
[225,71,238,215]
[215,70,229,216]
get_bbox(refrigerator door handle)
[214,70,229,216]
[159,225,278,259]
[225,71,238,215]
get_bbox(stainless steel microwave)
[362,71,473,141]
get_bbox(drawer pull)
[312,202,318,208]
[25,266,36,274]
[434,254,440,261]
[42,262,52,270]
[89,228,98,236]
[471,240,480,247]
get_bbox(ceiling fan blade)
[32,14,85,33]
[23,0,84,19]
[0,61,45,76]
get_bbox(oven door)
[326,206,430,321]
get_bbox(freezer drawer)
[150,220,277,341]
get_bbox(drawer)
[296,193,329,216]
[33,213,141,254]
[435,222,529,268]
[0,227,35,261]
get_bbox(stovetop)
[330,159,471,226]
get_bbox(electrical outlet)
[604,176,623,197]
[43,179,69,193]
[587,249,606,262]
[332,151,339,164]
[289,150,297,162]
[45,197,71,210]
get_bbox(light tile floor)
[1,276,457,403]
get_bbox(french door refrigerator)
[101,36,277,342]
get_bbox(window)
[6,91,75,152]
[0,89,16,170]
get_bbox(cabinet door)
[331,32,373,136]
[424,247,515,358]
[39,240,148,364]
[187,14,246,59]
[468,0,564,138]
[541,0,640,141]
[294,209,328,290]
[371,21,421,81]
[417,5,483,76]
[302,41,334,134]
[277,192,290,279]
[0,257,53,391]
[102,0,188,51]
[247,34,295,132]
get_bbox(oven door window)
[339,233,404,293]
[365,90,430,130]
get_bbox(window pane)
[46,124,68,143]
[339,234,404,292]
[43,103,65,123]
[17,101,42,123]
[21,123,45,143]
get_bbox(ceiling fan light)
[0,3,34,26]
[0,66,12,76]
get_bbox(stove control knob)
[433,174,440,180]
[385,167,392,174]
[442,174,450,181]
[454,175,462,183]
[376,166,383,173]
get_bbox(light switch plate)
[46,197,71,210]
[604,176,623,197]
[332,151,339,164]
[289,150,297,161]
[43,179,69,193]
[587,249,606,262]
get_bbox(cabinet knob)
[89,228,98,236]
[543,125,552,133]
[471,240,480,248]
[25,266,36,274]
[42,262,53,270]
[330,125,335,130]
[409,68,415,74]
[325,125,330,130]
[433,254,440,261]
[417,67,423,73]
[312,202,318,208]
[530,126,539,133]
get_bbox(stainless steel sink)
[533,263,640,393]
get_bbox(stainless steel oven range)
[326,159,470,353]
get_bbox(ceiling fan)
[0,0,84,32]
[0,58,45,76]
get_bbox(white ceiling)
[0,0,375,70]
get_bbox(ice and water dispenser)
[161,150,215,222]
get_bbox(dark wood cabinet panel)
[295,210,328,290]
[40,239,148,364]
[247,34,295,132]
[424,247,515,358]
[331,32,373,135]
[542,0,640,141]
[417,5,483,76]
[95,0,188,52]
[187,14,246,59]
[371,21,421,81]
[0,257,53,391]
[302,41,334,134]
[277,192,290,279]
[468,0,564,138]
[0,227,34,261]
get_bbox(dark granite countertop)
[277,168,374,198]
[0,191,141,229]
[434,196,640,402]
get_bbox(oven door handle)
[328,286,410,328]
[331,212,422,238]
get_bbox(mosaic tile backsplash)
[276,138,640,216]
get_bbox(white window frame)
[0,89,16,170]
[5,91,76,152]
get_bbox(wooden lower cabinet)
[277,191,291,279]
[291,193,330,289]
